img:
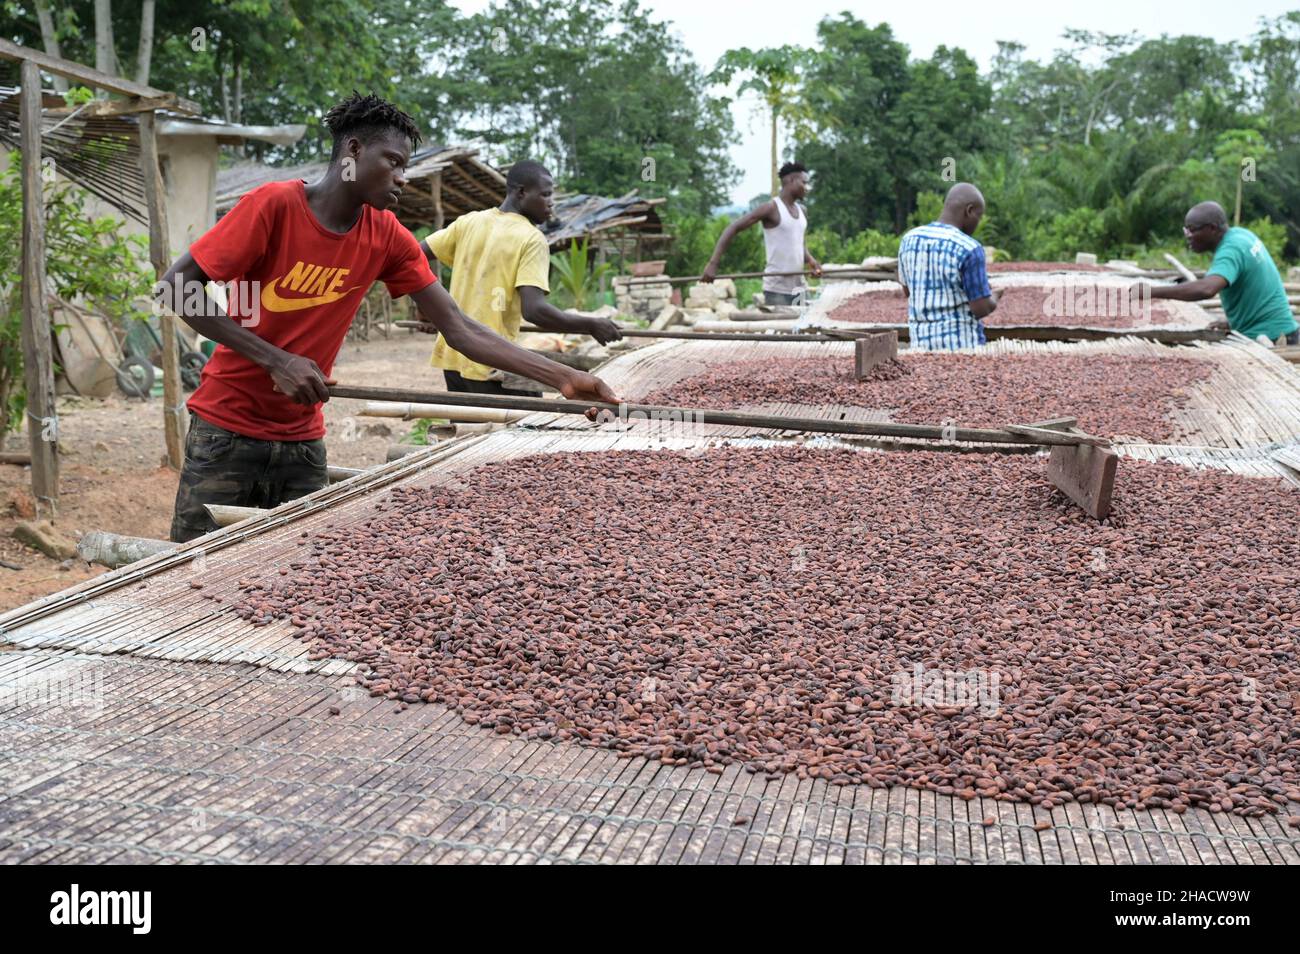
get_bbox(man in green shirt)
[1147,201,1298,345]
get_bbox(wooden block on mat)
[1047,441,1118,519]
[854,332,899,379]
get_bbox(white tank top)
[763,196,807,294]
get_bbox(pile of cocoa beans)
[828,286,1178,328]
[640,353,1212,442]
[227,448,1300,817]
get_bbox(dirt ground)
[0,329,448,612]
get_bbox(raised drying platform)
[3,428,1297,863]
[518,334,1300,458]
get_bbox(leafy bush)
[806,227,900,264]
[907,191,944,229]
[1245,217,1288,264]
[0,168,151,438]
[549,238,611,310]
[1023,207,1108,261]
[663,212,764,277]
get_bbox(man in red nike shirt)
[163,93,618,541]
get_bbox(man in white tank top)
[700,161,821,306]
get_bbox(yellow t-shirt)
[427,208,551,381]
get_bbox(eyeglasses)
[1182,223,1213,236]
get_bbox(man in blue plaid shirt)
[897,183,1000,350]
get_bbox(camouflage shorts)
[170,413,327,543]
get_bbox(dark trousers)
[442,369,543,397]
[170,413,327,543]
[764,290,803,307]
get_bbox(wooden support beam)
[138,110,186,469]
[19,59,59,510]
[431,171,445,284]
[45,93,181,118]
[431,171,444,230]
[0,39,200,113]
[437,175,485,211]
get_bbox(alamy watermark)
[594,403,711,444]
[890,662,1001,715]
[1043,277,1151,323]
[153,274,261,328]
[2,669,105,713]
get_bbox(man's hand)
[808,258,823,278]
[700,261,719,283]
[584,317,624,344]
[559,370,620,405]
[269,353,334,405]
[1208,317,1230,331]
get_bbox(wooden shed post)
[19,58,59,509]
[138,110,186,468]
[431,171,445,285]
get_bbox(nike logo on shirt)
[260,261,359,312]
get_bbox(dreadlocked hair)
[323,92,421,160]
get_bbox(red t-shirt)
[187,180,436,440]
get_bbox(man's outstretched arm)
[1146,275,1228,301]
[408,281,620,402]
[701,201,777,282]
[517,286,622,344]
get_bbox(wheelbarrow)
[116,315,207,398]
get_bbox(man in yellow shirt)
[424,160,622,395]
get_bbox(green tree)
[0,169,151,437]
[450,0,736,214]
[711,44,823,194]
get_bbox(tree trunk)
[135,0,156,86]
[233,55,243,124]
[94,0,116,79]
[219,61,231,123]
[769,105,779,195]
[33,0,68,93]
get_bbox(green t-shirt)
[1207,227,1297,341]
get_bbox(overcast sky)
[450,1,1298,204]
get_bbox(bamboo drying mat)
[521,335,1300,452]
[2,429,1298,864]
[802,274,1215,331]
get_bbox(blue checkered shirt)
[897,223,991,350]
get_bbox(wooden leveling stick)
[328,385,1120,519]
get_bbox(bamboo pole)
[394,319,874,344]
[138,110,186,469]
[619,267,896,287]
[359,401,528,424]
[19,58,59,509]
[77,530,175,568]
[205,504,265,527]
[330,385,1104,448]
[0,38,200,112]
